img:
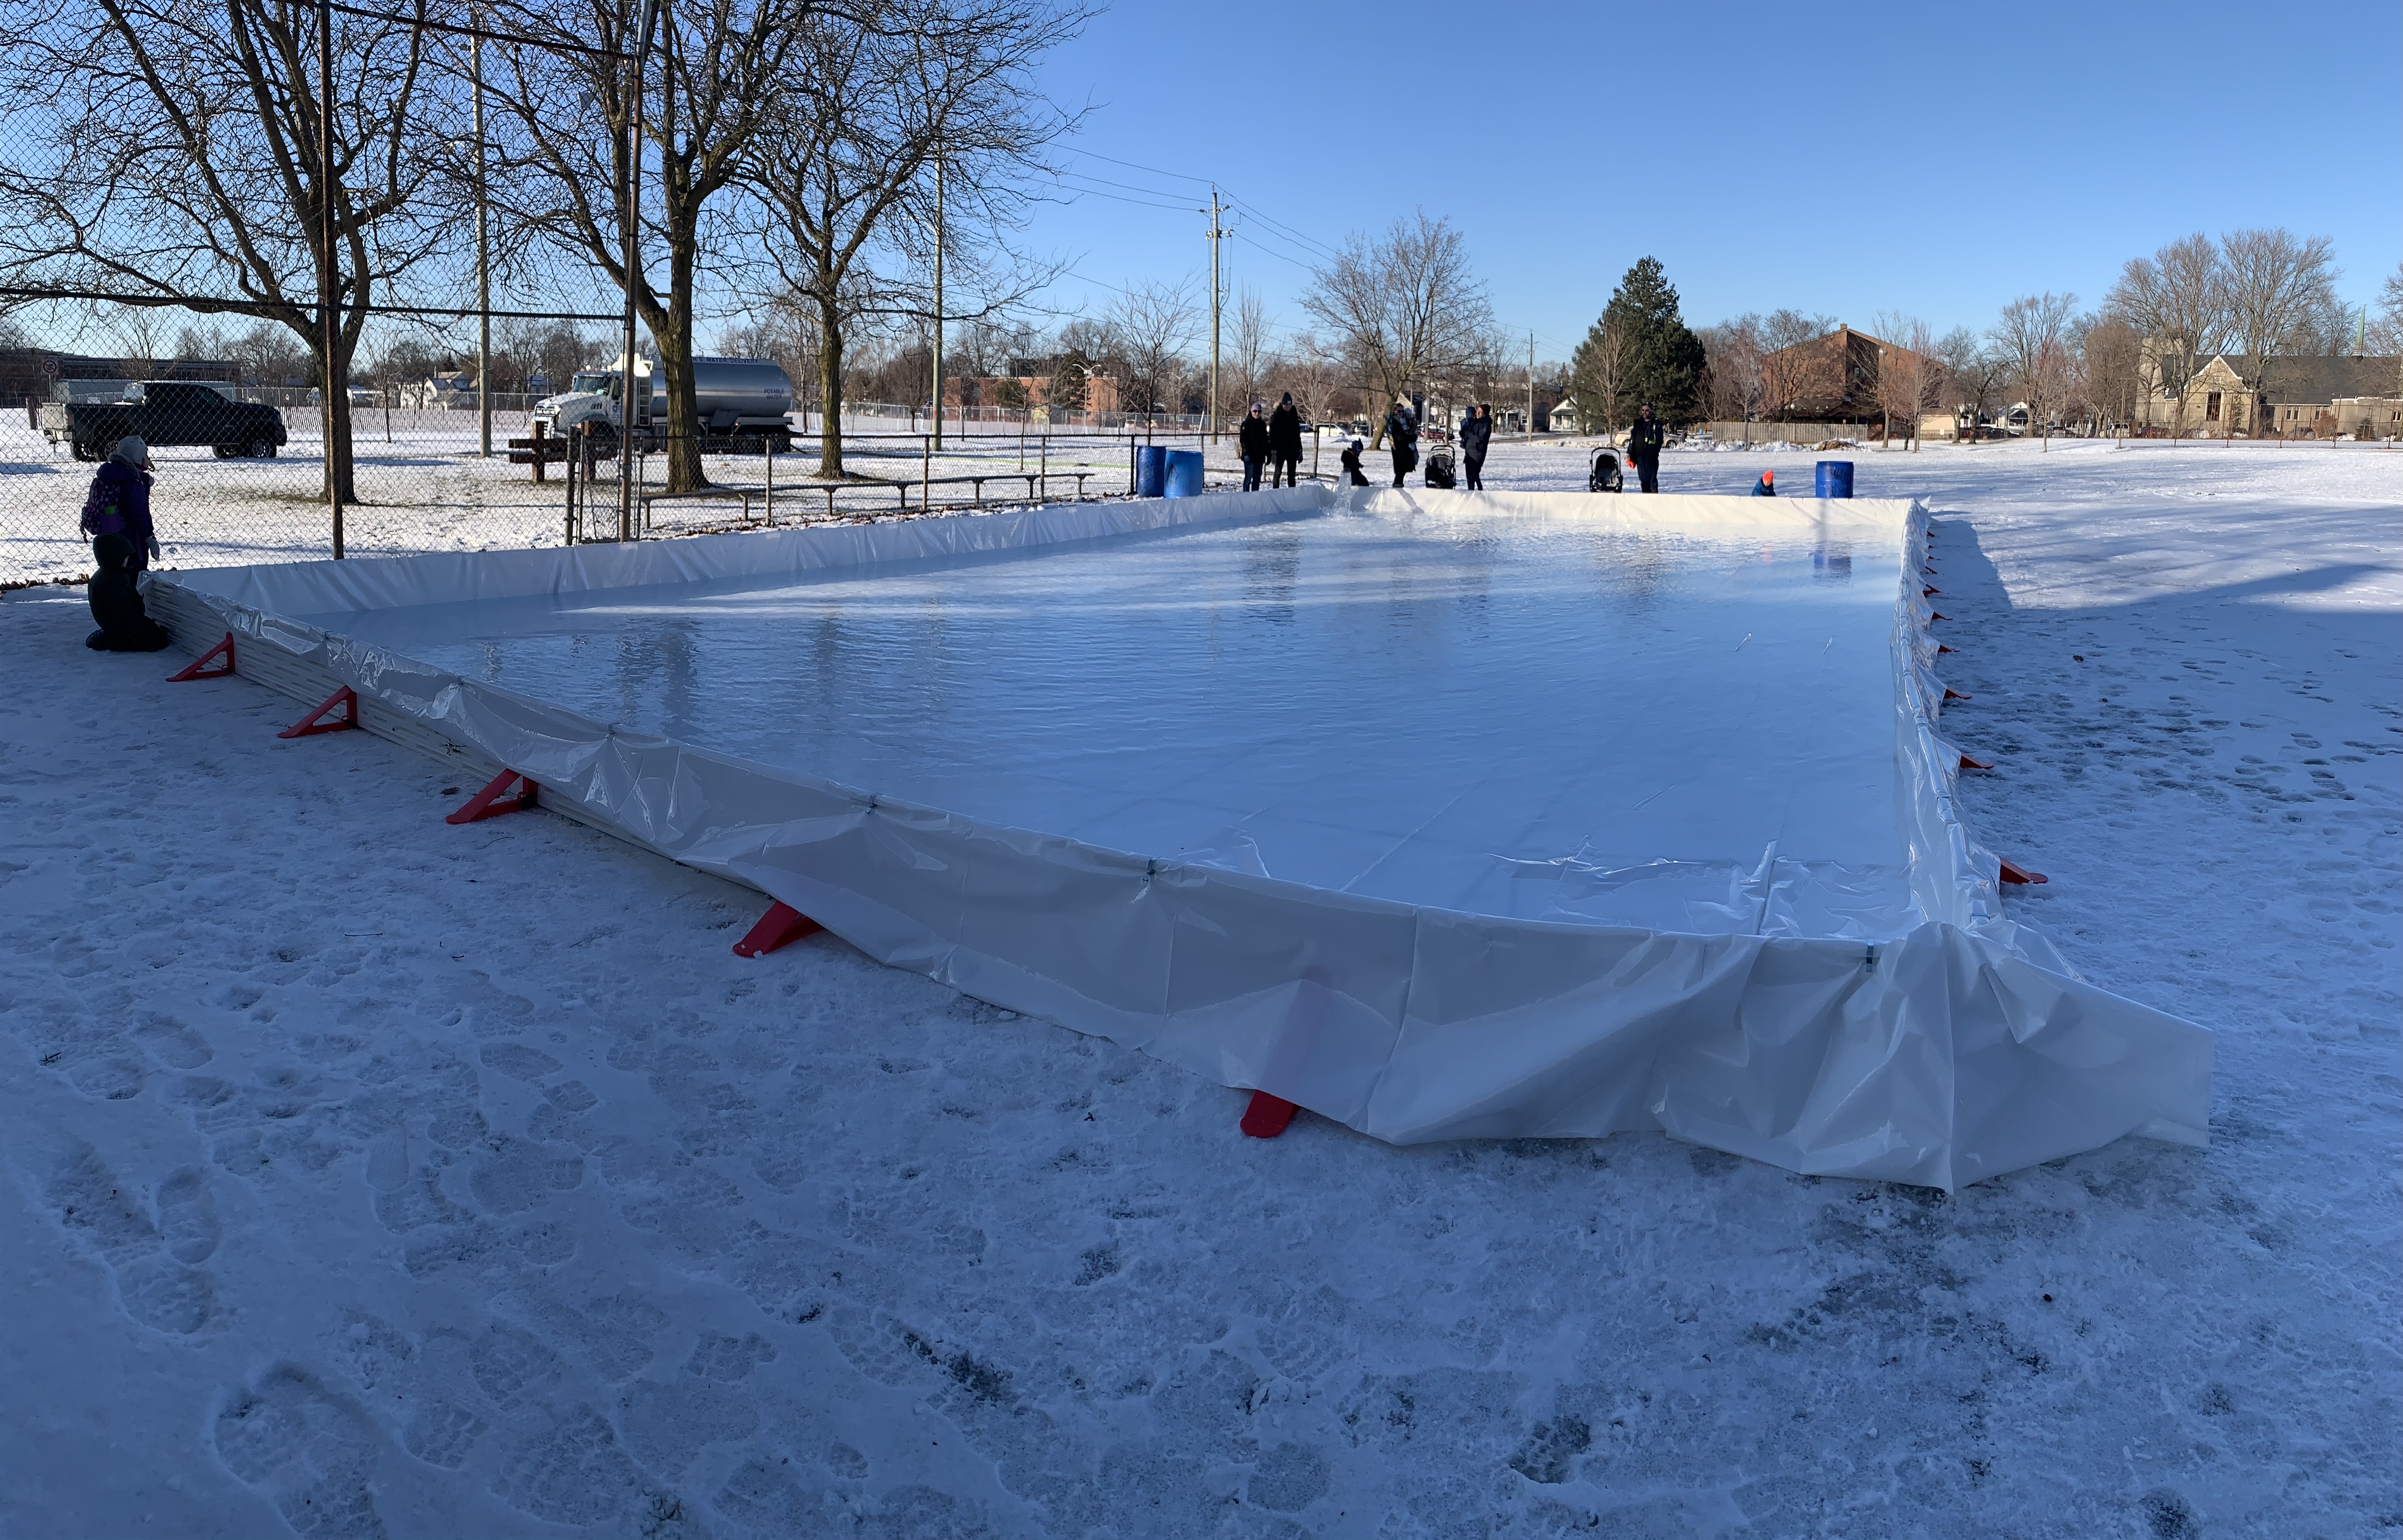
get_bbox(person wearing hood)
[84,532,172,652]
[1460,403,1493,491]
[1383,398,1418,487]
[1237,401,1270,491]
[81,436,159,571]
[1338,439,1370,486]
[1267,392,1304,487]
[1624,402,1666,493]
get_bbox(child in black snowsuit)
[1338,440,1370,486]
[85,532,173,652]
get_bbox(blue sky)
[1020,1,2403,360]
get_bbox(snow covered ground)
[1,439,2396,1537]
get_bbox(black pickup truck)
[39,381,288,461]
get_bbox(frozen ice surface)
[309,499,1906,923]
[1,439,2396,1537]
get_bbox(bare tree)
[2079,315,2143,436]
[737,0,1077,477]
[1111,278,1199,428]
[0,0,453,498]
[481,0,819,491]
[2219,228,2337,430]
[1989,292,2078,449]
[1224,284,1270,415]
[1758,308,1836,421]
[1300,212,1494,446]
[1869,312,1940,451]
[1699,315,1767,442]
[2371,261,2403,360]
[2106,233,2226,442]
[1567,313,1629,442]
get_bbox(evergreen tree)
[1598,257,1707,426]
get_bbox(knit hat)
[111,436,149,467]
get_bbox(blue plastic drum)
[1136,444,1168,498]
[1163,449,1205,498]
[1815,460,1854,499]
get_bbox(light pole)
[1203,186,1225,442]
[472,20,490,458]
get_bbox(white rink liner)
[154,486,2211,1189]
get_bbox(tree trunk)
[815,292,846,480]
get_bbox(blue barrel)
[1815,460,1854,499]
[1163,449,1205,498]
[1136,444,1168,498]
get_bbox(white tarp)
[151,485,2211,1188]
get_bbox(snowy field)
[0,415,1229,586]
[0,440,2396,1537]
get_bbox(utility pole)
[931,150,944,453]
[1526,332,1534,438]
[1204,186,1226,442]
[319,0,343,558]
[473,19,490,459]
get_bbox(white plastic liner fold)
[155,485,2211,1189]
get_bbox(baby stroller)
[1588,446,1624,493]
[1423,450,1457,490]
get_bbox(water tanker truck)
[531,355,794,454]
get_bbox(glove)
[146,536,161,562]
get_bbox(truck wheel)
[70,440,93,462]
[214,445,236,459]
[247,434,276,459]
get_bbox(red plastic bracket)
[1240,1091,1300,1138]
[1924,586,1941,596]
[1943,687,1973,702]
[1999,858,2049,885]
[167,632,235,681]
[446,768,537,825]
[1959,754,1993,771]
[1938,643,1957,654]
[277,686,359,739]
[1929,612,1949,622]
[731,901,823,958]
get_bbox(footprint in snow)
[36,1141,220,1336]
[211,1364,388,1540]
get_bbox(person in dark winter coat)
[1267,392,1304,487]
[1460,404,1493,491]
[1237,402,1270,491]
[1383,398,1418,487]
[1624,403,1666,493]
[84,532,172,652]
[1339,439,1370,486]
[81,436,159,571]
[1751,469,1776,495]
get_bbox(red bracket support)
[446,768,537,825]
[1240,1091,1300,1138]
[1929,612,1949,622]
[277,686,359,739]
[167,632,235,681]
[731,901,823,958]
[1943,687,1973,702]
[1938,643,1957,654]
[1999,858,2049,885]
[1923,586,1941,596]
[1959,754,1993,771]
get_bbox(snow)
[2,438,2397,1537]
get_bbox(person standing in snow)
[1267,392,1304,487]
[1624,402,1666,494]
[1237,401,1270,491]
[83,532,172,652]
[1460,403,1493,491]
[1383,397,1419,487]
[81,436,159,571]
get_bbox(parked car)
[39,380,288,461]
